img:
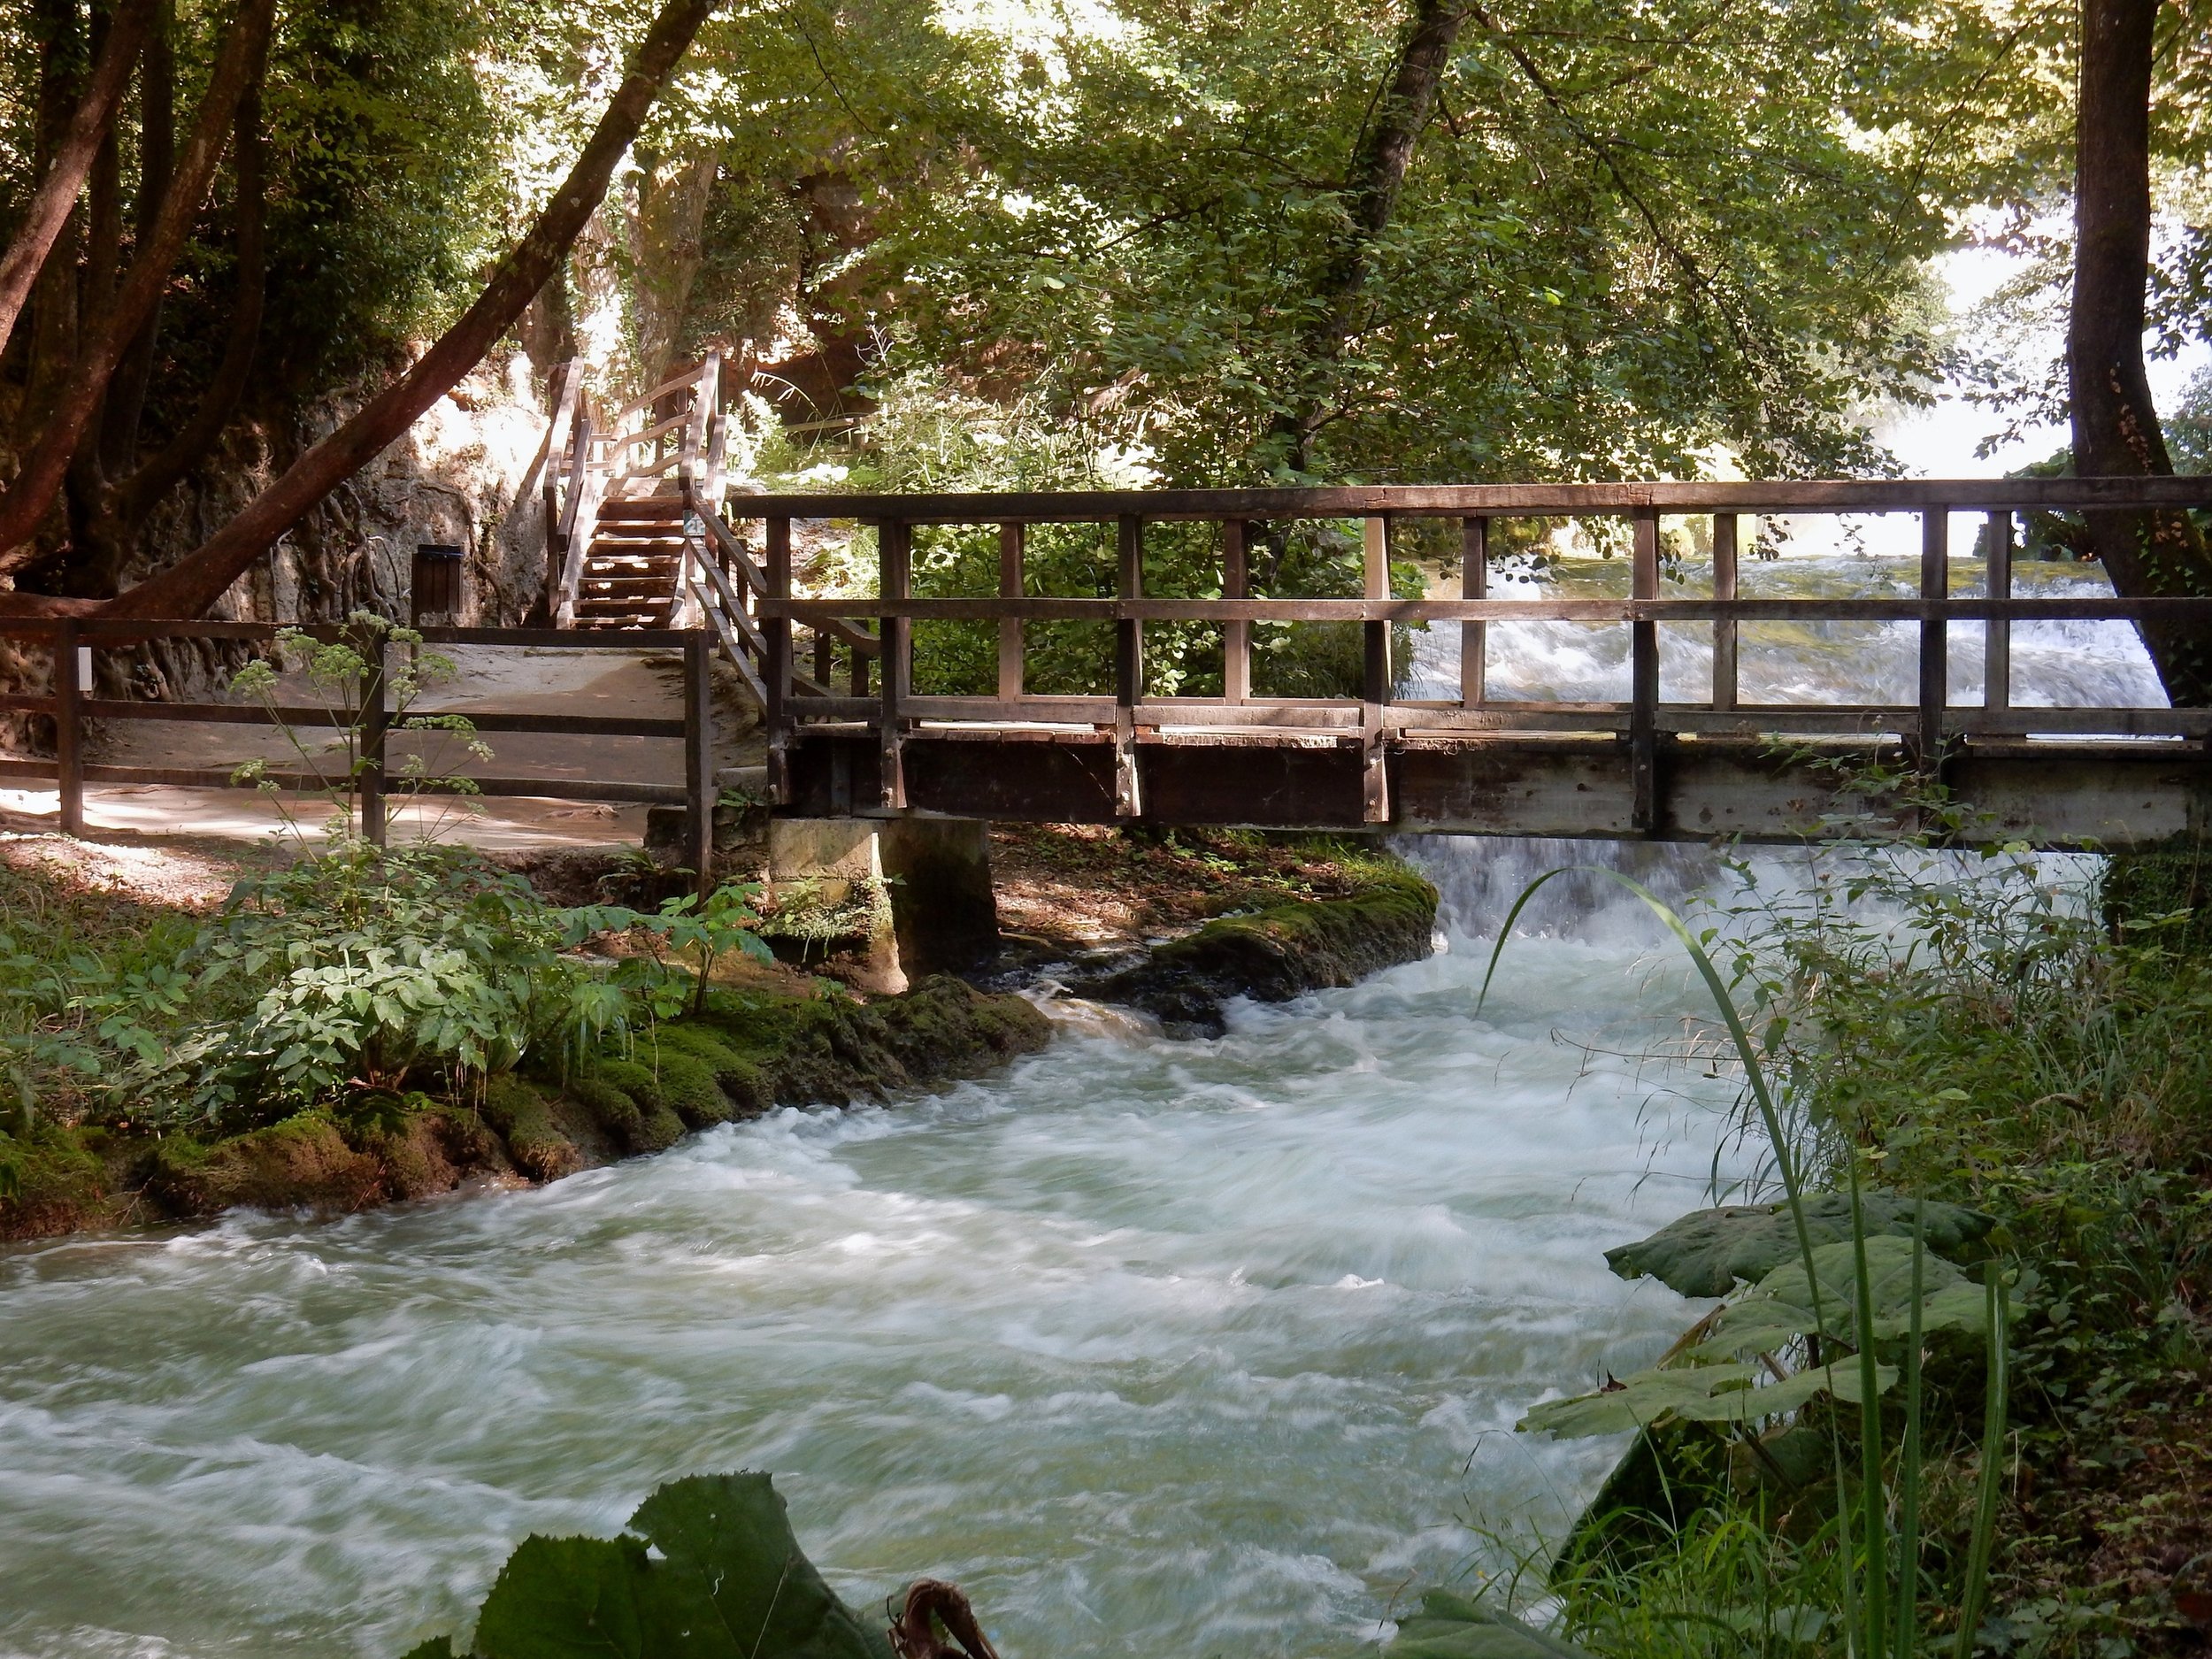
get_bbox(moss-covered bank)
[1082,863,1439,1037]
[0,975,1048,1241]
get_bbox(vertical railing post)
[879,518,911,810]
[1361,515,1392,824]
[1919,510,1948,770]
[1222,519,1250,703]
[1114,513,1143,818]
[684,628,715,898]
[1630,508,1661,834]
[51,622,82,836]
[1461,517,1486,709]
[358,629,388,847]
[1711,512,1739,712]
[765,517,793,803]
[997,521,1025,702]
[1985,509,2012,715]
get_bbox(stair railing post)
[1362,515,1392,824]
[1223,519,1249,703]
[1114,513,1143,818]
[1460,517,1486,709]
[358,627,388,847]
[879,518,911,810]
[1918,509,1949,773]
[1630,507,1662,834]
[685,628,715,898]
[765,516,793,804]
[51,622,82,837]
[1711,512,1739,711]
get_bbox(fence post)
[359,632,388,847]
[1919,510,1948,772]
[880,518,910,810]
[765,516,792,803]
[1223,519,1249,703]
[1985,510,2011,714]
[1362,516,1392,825]
[998,521,1025,701]
[1460,517,1486,708]
[1630,508,1661,833]
[1711,513,1739,712]
[52,623,82,836]
[1114,513,1143,818]
[685,628,715,897]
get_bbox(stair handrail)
[554,422,607,628]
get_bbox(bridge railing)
[728,479,2212,825]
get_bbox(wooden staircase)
[568,495,690,630]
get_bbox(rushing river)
[0,548,2162,1659]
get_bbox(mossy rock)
[642,1049,735,1130]
[1088,866,1439,1036]
[0,1124,108,1240]
[148,1110,386,1217]
[480,1076,581,1184]
[567,1075,645,1146]
[649,1025,772,1117]
[589,1059,687,1151]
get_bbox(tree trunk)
[633,150,721,387]
[0,0,274,565]
[102,0,724,620]
[2069,0,2212,703]
[102,0,178,476]
[1271,0,1468,474]
[0,0,150,364]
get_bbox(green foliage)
[416,1472,898,1659]
[1519,1360,1898,1440]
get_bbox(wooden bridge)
[530,365,2212,848]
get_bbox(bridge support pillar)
[766,817,999,989]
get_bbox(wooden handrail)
[762,594,2212,624]
[729,477,2212,521]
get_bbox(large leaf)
[1695,1236,1994,1356]
[472,1535,653,1659]
[1386,1590,1594,1659]
[1604,1194,1995,1298]
[1518,1360,1896,1439]
[628,1474,895,1659]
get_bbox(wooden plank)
[685,630,714,895]
[998,521,1025,701]
[53,624,81,835]
[1920,510,1949,767]
[733,475,2212,523]
[1985,509,2012,712]
[766,517,794,803]
[764,594,2212,625]
[1711,513,1739,712]
[1223,519,1250,703]
[1630,510,1661,832]
[1362,516,1391,823]
[1461,518,1486,708]
[879,519,911,810]
[1117,514,1144,817]
[359,634,388,847]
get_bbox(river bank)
[0,825,1436,1243]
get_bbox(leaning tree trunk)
[1269,0,1469,475]
[100,0,724,620]
[2069,0,2212,703]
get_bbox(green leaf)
[1517,1359,1896,1439]
[1386,1591,1594,1659]
[1695,1236,1999,1356]
[627,1473,895,1659]
[472,1535,652,1658]
[1603,1193,1995,1297]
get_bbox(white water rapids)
[0,550,2164,1659]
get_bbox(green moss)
[647,1025,772,1118]
[567,1076,644,1145]
[480,1076,581,1183]
[0,1124,107,1239]
[147,1110,385,1216]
